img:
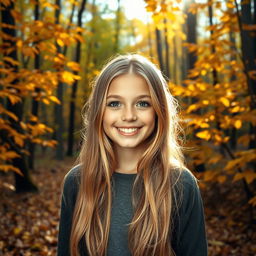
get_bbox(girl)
[57,54,208,256]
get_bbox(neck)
[114,146,144,174]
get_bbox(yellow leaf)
[233,172,243,182]
[201,70,207,76]
[200,123,209,128]
[30,115,38,122]
[187,104,198,113]
[244,170,256,184]
[0,150,20,160]
[20,121,27,130]
[214,134,222,142]
[49,95,60,104]
[196,130,211,140]
[57,39,64,47]
[14,135,24,147]
[0,164,23,175]
[234,120,242,129]
[16,40,23,48]
[8,94,21,104]
[203,170,216,181]
[225,158,241,170]
[67,61,81,72]
[231,106,240,113]
[220,97,230,107]
[3,56,20,66]
[42,98,50,104]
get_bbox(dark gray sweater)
[57,166,208,256]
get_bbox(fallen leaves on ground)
[0,156,74,256]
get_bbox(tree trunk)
[185,0,197,72]
[113,0,121,53]
[184,0,205,172]
[54,0,64,160]
[240,0,256,149]
[155,27,165,74]
[163,18,170,79]
[28,0,40,169]
[67,0,87,156]
[1,1,37,192]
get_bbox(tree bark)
[67,0,87,156]
[113,0,121,53]
[28,0,40,169]
[155,27,165,74]
[163,18,170,79]
[1,1,37,192]
[54,0,65,160]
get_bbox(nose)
[121,105,137,121]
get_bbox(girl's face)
[103,73,156,153]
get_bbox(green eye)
[136,101,151,107]
[107,101,121,107]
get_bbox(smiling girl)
[57,54,208,256]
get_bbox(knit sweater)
[57,165,208,256]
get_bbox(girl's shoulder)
[64,164,82,181]
[171,168,201,211]
[62,164,82,201]
[172,168,198,189]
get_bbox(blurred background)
[0,0,255,255]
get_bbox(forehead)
[107,73,150,95]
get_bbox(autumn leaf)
[196,130,211,140]
[3,56,20,66]
[49,95,60,104]
[0,164,23,175]
[234,120,242,129]
[219,97,230,107]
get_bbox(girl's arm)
[174,170,208,256]
[57,166,80,256]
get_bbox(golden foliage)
[0,0,83,174]
[147,0,256,205]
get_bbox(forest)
[0,0,255,255]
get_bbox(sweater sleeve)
[57,166,80,256]
[173,170,208,256]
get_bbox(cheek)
[144,110,156,125]
[103,110,115,127]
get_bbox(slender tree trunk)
[155,27,165,73]
[28,0,40,169]
[240,0,256,149]
[54,0,64,160]
[67,0,87,156]
[163,18,170,79]
[185,0,197,72]
[113,0,121,53]
[1,1,37,192]
[229,23,237,149]
[147,21,153,58]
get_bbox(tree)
[67,0,87,156]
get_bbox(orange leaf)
[196,130,211,140]
[234,120,242,129]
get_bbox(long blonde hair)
[70,54,185,256]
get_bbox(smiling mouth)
[116,127,140,135]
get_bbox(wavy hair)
[70,54,186,256]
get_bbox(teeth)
[118,128,138,133]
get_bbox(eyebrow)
[106,94,151,99]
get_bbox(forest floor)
[0,155,255,256]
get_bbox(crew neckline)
[113,171,137,179]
